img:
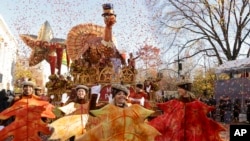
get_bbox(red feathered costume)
[128,91,151,109]
[149,98,226,141]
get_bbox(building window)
[0,73,3,83]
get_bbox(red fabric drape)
[149,100,226,141]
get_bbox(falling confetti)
[0,0,159,58]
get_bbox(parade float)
[19,3,144,104]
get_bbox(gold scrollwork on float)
[120,66,135,84]
[99,66,114,83]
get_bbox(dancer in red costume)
[149,80,225,141]
[128,83,151,109]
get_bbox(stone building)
[0,14,17,90]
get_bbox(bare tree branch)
[148,0,250,65]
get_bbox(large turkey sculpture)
[66,3,125,69]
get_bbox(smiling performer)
[110,84,130,108]
[76,84,160,141]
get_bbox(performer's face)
[35,90,42,96]
[114,91,127,106]
[23,85,33,96]
[177,87,187,97]
[77,89,86,99]
[135,87,143,93]
[145,80,150,85]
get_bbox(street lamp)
[176,46,183,78]
[203,53,208,97]
[178,59,182,78]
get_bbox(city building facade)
[0,14,17,90]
